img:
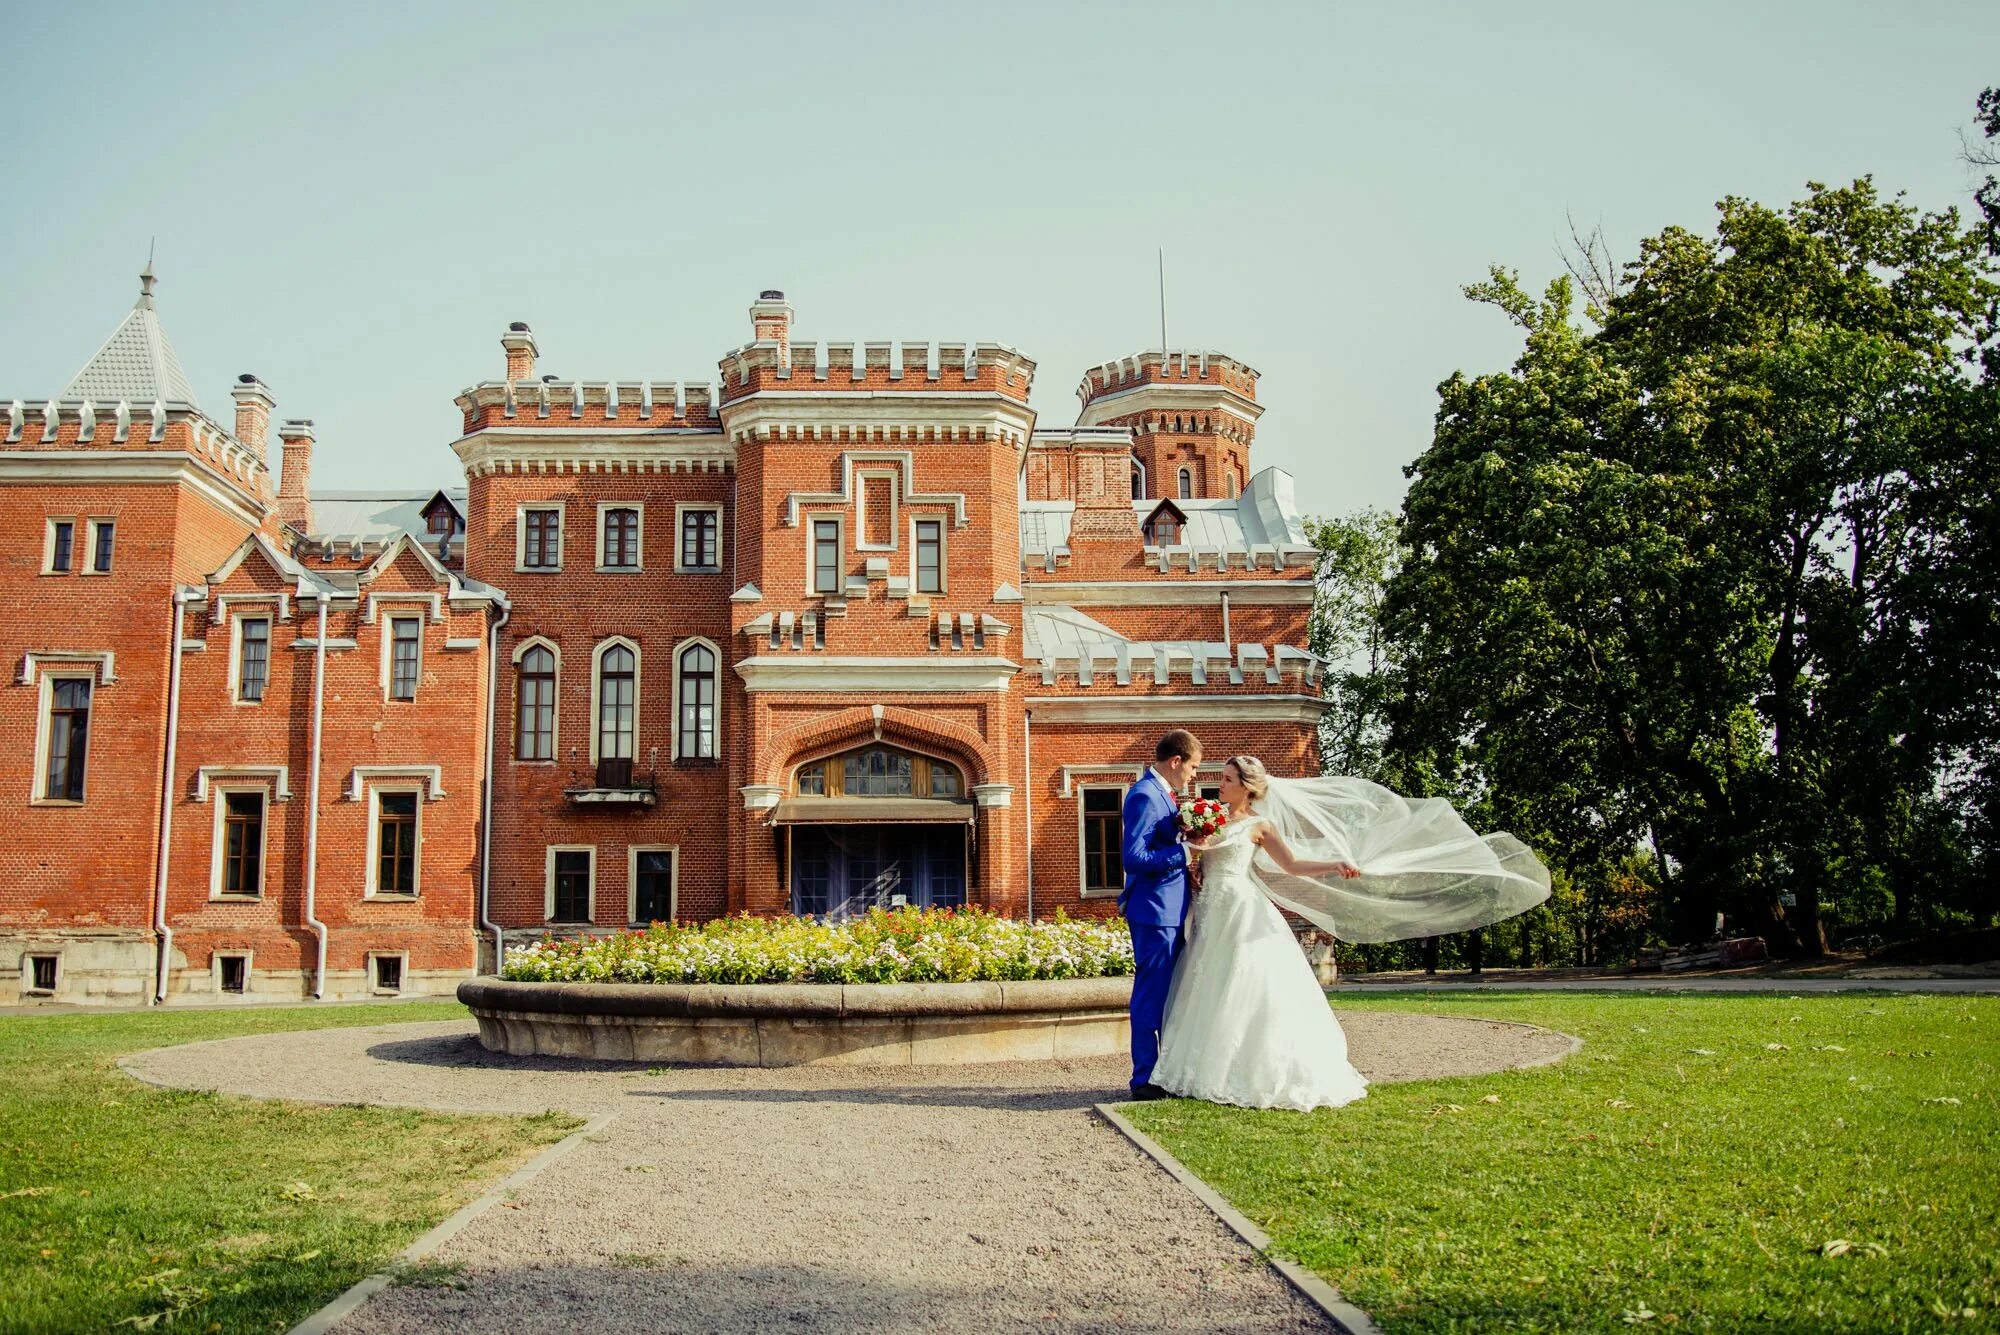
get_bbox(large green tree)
[1381,177,1997,955]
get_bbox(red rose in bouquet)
[1178,797,1229,843]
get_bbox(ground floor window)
[633,848,675,923]
[789,825,966,919]
[548,847,593,922]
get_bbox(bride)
[1149,756,1551,1112]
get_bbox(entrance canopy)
[772,797,974,825]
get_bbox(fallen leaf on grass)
[1813,1044,1846,1052]
[1686,1048,1716,1056]
[292,1250,322,1262]
[1763,1043,1789,1051]
[279,1182,315,1201]
[1480,1094,1503,1104]
[1427,1104,1467,1116]
[0,1186,54,1200]
[1621,1303,1656,1323]
[1816,1239,1888,1258]
[1922,1097,1963,1106]
[1606,1099,1635,1110]
[499,1201,523,1210]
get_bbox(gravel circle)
[122,1012,1573,1333]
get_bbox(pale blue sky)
[2,1,1993,513]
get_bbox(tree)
[1305,509,1401,779]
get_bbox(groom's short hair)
[1156,729,1201,763]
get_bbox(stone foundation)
[459,976,1134,1067]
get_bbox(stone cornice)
[720,391,1037,449]
[1022,579,1316,606]
[1024,693,1327,724]
[1074,379,1265,428]
[734,655,1020,693]
[450,428,735,478]
[0,449,269,528]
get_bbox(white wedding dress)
[1150,817,1370,1112]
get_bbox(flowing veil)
[1243,775,1551,943]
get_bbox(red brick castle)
[1,271,1325,1003]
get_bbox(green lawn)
[1125,992,2000,1334]
[0,1002,578,1334]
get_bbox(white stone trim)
[673,502,724,573]
[627,844,679,924]
[596,500,645,573]
[0,451,269,531]
[740,784,783,810]
[909,512,948,597]
[671,636,722,762]
[1021,580,1315,607]
[1073,378,1265,426]
[854,466,900,551]
[1057,763,1147,798]
[362,592,443,624]
[227,610,274,704]
[782,450,970,529]
[970,783,1013,808]
[28,669,93,805]
[510,636,561,763]
[344,764,447,801]
[363,782,424,898]
[210,949,254,998]
[367,950,411,995]
[1025,693,1326,724]
[16,650,117,687]
[545,844,596,923]
[589,636,642,766]
[514,501,565,573]
[805,513,846,597]
[735,656,1019,693]
[452,429,734,480]
[193,764,292,802]
[41,515,76,574]
[379,608,427,702]
[1077,780,1130,900]
[207,782,269,900]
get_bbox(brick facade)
[1,274,1327,1003]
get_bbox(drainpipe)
[479,599,512,972]
[1023,707,1034,923]
[151,588,190,1003]
[303,592,331,998]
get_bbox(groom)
[1120,729,1201,1101]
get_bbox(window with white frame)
[515,641,557,761]
[1130,459,1146,500]
[518,505,562,571]
[547,846,594,922]
[388,617,422,700]
[236,616,271,703]
[594,642,637,765]
[630,846,676,924]
[675,641,717,761]
[87,518,115,573]
[368,787,420,896]
[213,788,267,898]
[599,504,642,570]
[914,518,944,595]
[1080,785,1126,898]
[810,518,842,595]
[677,505,721,572]
[1177,468,1192,500]
[39,675,92,802]
[44,518,75,573]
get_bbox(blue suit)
[1119,769,1190,1091]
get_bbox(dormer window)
[1141,499,1188,548]
[427,509,454,535]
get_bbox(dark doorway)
[790,825,967,919]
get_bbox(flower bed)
[500,907,1134,987]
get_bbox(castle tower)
[1074,350,1263,501]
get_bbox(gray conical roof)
[61,265,201,408]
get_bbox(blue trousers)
[1128,921,1185,1090]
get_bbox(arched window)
[1177,468,1192,499]
[1224,470,1239,498]
[675,642,717,760]
[792,743,966,799]
[1130,457,1146,500]
[596,644,635,764]
[516,644,556,760]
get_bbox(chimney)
[277,419,316,534]
[750,290,792,365]
[231,374,274,460]
[501,322,538,382]
[1065,433,1144,547]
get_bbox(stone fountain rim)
[458,975,1133,1021]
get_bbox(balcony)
[563,756,657,806]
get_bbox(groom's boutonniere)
[1178,798,1228,843]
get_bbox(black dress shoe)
[1129,1083,1171,1101]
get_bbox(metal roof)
[61,266,202,408]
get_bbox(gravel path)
[124,1013,1573,1334]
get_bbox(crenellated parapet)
[1075,349,1260,411]
[1028,637,1322,690]
[4,397,275,501]
[454,378,725,433]
[719,338,1035,403]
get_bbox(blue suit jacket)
[1118,770,1190,928]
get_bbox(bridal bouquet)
[1179,797,1229,842]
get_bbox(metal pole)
[1157,248,1168,353]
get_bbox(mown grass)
[1125,991,1999,1333]
[0,1002,578,1333]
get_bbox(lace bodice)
[1196,816,1262,886]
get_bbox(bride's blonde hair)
[1226,755,1271,805]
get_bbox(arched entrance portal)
[774,742,973,919]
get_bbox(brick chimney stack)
[1066,431,1143,547]
[750,290,792,366]
[230,373,274,461]
[502,322,538,381]
[277,419,316,534]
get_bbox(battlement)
[4,397,273,496]
[1029,638,1322,689]
[719,339,1035,402]
[1075,349,1260,409]
[455,379,726,433]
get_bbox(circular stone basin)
[459,977,1134,1068]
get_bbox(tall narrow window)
[376,793,418,895]
[1082,787,1124,895]
[90,520,115,573]
[48,520,74,573]
[812,520,841,594]
[680,508,719,570]
[389,618,421,700]
[551,849,592,922]
[516,645,555,760]
[634,849,674,923]
[43,678,90,801]
[597,645,635,762]
[602,507,640,569]
[1177,468,1192,500]
[238,617,270,703]
[915,520,943,595]
[522,508,560,569]
[1225,470,1240,498]
[676,643,716,760]
[1131,462,1145,500]
[222,792,264,896]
